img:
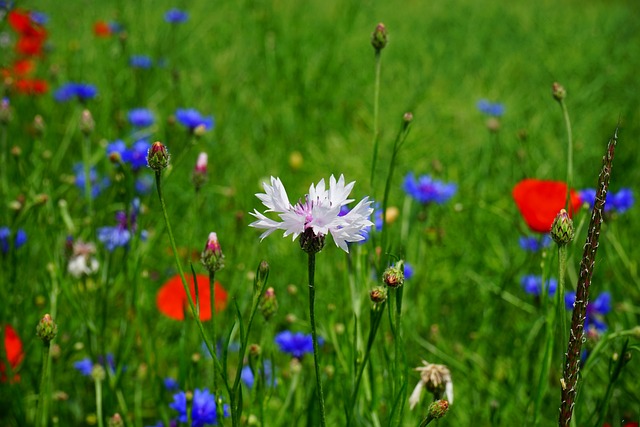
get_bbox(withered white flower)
[249,174,374,253]
[409,360,454,410]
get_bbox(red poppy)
[13,59,34,76]
[512,179,582,233]
[1,324,24,383]
[8,10,47,57]
[8,10,32,34]
[93,21,112,37]
[157,274,228,321]
[15,78,49,95]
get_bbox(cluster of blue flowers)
[0,226,27,254]
[275,330,318,359]
[54,82,98,102]
[579,188,634,214]
[403,173,457,205]
[107,139,151,172]
[74,164,111,198]
[73,354,116,376]
[476,99,505,117]
[520,275,557,297]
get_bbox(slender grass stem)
[556,245,568,353]
[307,252,327,427]
[36,343,51,427]
[559,99,573,208]
[369,51,382,190]
[95,375,104,427]
[82,133,93,217]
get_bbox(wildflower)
[383,262,405,288]
[169,388,228,427]
[241,360,276,389]
[342,202,382,243]
[54,82,98,102]
[175,108,214,133]
[73,357,94,376]
[477,99,505,117]
[201,232,224,273]
[8,9,47,57]
[146,141,170,171]
[135,174,153,195]
[518,234,552,252]
[551,209,574,246]
[275,331,319,359]
[521,275,557,297]
[97,211,132,251]
[156,274,228,321]
[1,324,23,382]
[29,11,48,26]
[128,108,155,127]
[192,152,208,190]
[93,21,112,37]
[403,262,414,280]
[249,175,374,253]
[427,400,450,420]
[67,239,99,278]
[512,179,582,233]
[0,227,27,254]
[108,139,150,171]
[403,173,457,205]
[409,360,453,410]
[258,287,278,320]
[129,55,153,69]
[565,291,611,332]
[371,23,387,52]
[579,188,634,214]
[165,8,189,24]
[36,314,57,343]
[164,377,179,391]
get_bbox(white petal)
[446,381,454,404]
[328,174,355,206]
[409,381,423,410]
[256,177,291,213]
[249,210,285,239]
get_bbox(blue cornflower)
[579,188,634,214]
[403,173,457,205]
[241,360,276,389]
[175,108,214,132]
[54,83,98,102]
[98,211,132,251]
[107,139,151,171]
[30,11,49,25]
[170,388,228,427]
[107,140,128,161]
[0,227,10,254]
[130,55,153,69]
[164,377,179,391]
[165,8,189,24]
[565,291,611,332]
[519,234,552,252]
[135,174,154,195]
[403,262,413,280]
[477,99,505,117]
[128,108,155,127]
[521,275,557,297]
[73,358,94,376]
[0,227,26,254]
[74,164,110,198]
[275,331,320,359]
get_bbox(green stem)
[559,99,573,207]
[0,123,7,222]
[153,171,227,390]
[308,252,327,427]
[36,343,51,427]
[95,376,104,427]
[557,245,568,353]
[209,270,224,424]
[82,133,93,217]
[369,51,382,189]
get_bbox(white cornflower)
[249,174,374,253]
[409,360,454,410]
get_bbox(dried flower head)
[409,360,453,410]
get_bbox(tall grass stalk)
[307,251,327,427]
[559,128,618,426]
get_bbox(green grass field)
[1,0,639,425]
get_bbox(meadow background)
[1,0,639,425]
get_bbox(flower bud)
[91,364,106,381]
[552,82,566,101]
[254,260,270,295]
[383,261,405,288]
[551,209,574,246]
[146,141,170,171]
[201,232,225,272]
[36,314,58,344]
[370,286,387,304]
[300,227,325,254]
[107,413,124,427]
[80,109,95,135]
[192,152,208,191]
[427,399,449,420]
[33,115,46,136]
[259,287,278,321]
[371,23,388,52]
